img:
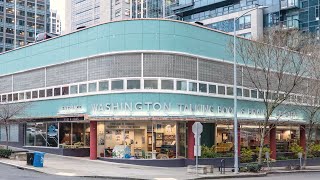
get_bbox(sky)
[50,0,66,32]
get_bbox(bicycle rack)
[219,159,225,174]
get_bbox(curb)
[195,173,267,179]
[267,169,320,174]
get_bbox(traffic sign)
[192,122,203,135]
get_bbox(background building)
[0,0,51,52]
[64,0,178,34]
[171,0,320,38]
[50,9,61,35]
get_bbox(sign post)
[192,122,203,175]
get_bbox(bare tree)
[0,103,30,149]
[296,47,320,168]
[232,27,314,164]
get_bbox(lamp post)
[233,5,267,174]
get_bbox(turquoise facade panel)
[0,19,232,75]
[23,93,304,123]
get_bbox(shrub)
[289,142,303,158]
[246,163,262,173]
[309,143,320,157]
[240,148,254,163]
[0,149,12,158]
[201,145,217,158]
[276,156,289,161]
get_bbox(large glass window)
[127,80,140,90]
[25,123,47,146]
[177,81,187,91]
[144,80,158,89]
[111,80,124,90]
[47,123,58,147]
[59,123,71,146]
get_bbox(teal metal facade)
[0,19,231,76]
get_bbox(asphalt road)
[224,172,320,180]
[0,163,105,180]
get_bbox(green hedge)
[0,149,12,158]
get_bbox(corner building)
[0,19,313,164]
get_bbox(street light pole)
[233,5,267,174]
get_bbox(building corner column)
[187,121,195,159]
[300,125,306,152]
[270,125,276,159]
[90,121,98,160]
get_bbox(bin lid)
[34,152,45,155]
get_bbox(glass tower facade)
[171,0,320,36]
[0,0,51,52]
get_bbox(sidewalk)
[0,152,268,180]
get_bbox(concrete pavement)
[0,153,268,180]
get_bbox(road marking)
[55,172,76,176]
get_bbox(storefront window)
[72,123,84,146]
[276,126,299,152]
[127,80,140,89]
[47,123,58,147]
[216,125,234,153]
[25,123,58,147]
[59,123,71,146]
[25,123,47,146]
[102,121,184,159]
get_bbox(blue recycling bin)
[33,152,45,167]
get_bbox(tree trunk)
[258,125,267,165]
[5,122,9,150]
[303,123,313,168]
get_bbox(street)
[223,172,320,180]
[0,164,105,180]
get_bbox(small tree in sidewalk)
[231,27,313,165]
[0,103,30,149]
